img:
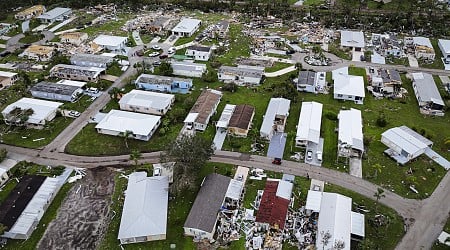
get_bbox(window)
[337,94,343,97]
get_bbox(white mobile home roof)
[216,104,236,128]
[37,7,71,20]
[184,112,198,123]
[260,98,291,136]
[316,193,352,250]
[119,89,175,111]
[93,34,127,47]
[439,39,450,54]
[2,98,63,124]
[276,180,293,201]
[412,37,433,48]
[332,67,348,80]
[171,61,207,73]
[0,71,18,78]
[296,102,323,144]
[338,109,364,152]
[351,211,365,237]
[172,18,201,33]
[381,126,431,156]
[412,72,445,106]
[340,30,365,48]
[95,110,160,136]
[225,179,244,200]
[305,190,323,212]
[118,172,169,240]
[56,79,86,88]
[334,74,365,98]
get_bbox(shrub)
[376,114,387,127]
[325,111,338,121]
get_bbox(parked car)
[272,157,282,165]
[68,110,81,117]
[316,151,323,162]
[151,45,161,50]
[148,51,160,57]
[152,61,161,66]
[86,87,99,94]
[306,150,313,161]
[168,47,176,54]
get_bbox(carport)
[267,132,287,159]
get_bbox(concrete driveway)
[305,139,324,167]
[267,132,287,159]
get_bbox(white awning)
[184,113,198,123]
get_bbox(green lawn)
[265,62,293,73]
[19,33,43,44]
[328,40,352,60]
[80,13,132,37]
[419,39,445,70]
[216,24,251,66]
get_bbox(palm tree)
[374,188,386,213]
[120,130,133,149]
[129,149,142,166]
[372,163,383,179]
[0,223,6,235]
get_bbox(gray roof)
[298,71,316,86]
[380,69,401,83]
[30,81,80,96]
[412,72,445,106]
[216,20,229,30]
[70,54,114,65]
[135,74,193,86]
[170,61,207,73]
[38,7,71,20]
[219,65,264,78]
[187,45,211,52]
[184,174,231,233]
[150,17,170,27]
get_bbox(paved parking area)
[349,157,362,178]
[213,128,227,150]
[305,138,324,166]
[267,132,287,159]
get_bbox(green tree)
[120,130,133,149]
[160,133,214,193]
[372,163,383,179]
[0,223,6,235]
[374,188,386,213]
[201,70,218,83]
[159,61,173,76]
[129,149,142,166]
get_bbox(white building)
[333,67,365,104]
[50,64,105,82]
[93,35,128,51]
[171,18,201,37]
[381,126,433,165]
[407,37,435,61]
[216,104,236,130]
[411,72,445,115]
[95,110,161,141]
[218,65,264,86]
[0,71,19,89]
[37,7,72,23]
[184,89,222,131]
[170,61,207,78]
[338,109,364,157]
[119,90,175,116]
[118,172,169,244]
[260,98,291,140]
[1,98,63,128]
[185,45,212,61]
[0,167,8,186]
[438,39,450,64]
[70,53,114,68]
[340,30,365,51]
[295,102,323,147]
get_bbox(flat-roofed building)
[218,65,264,86]
[338,109,364,157]
[37,7,72,23]
[406,37,436,61]
[185,45,212,61]
[171,18,201,37]
[255,180,293,229]
[2,98,63,128]
[60,32,88,46]
[14,5,46,20]
[340,30,365,51]
[260,98,290,140]
[135,74,193,94]
[50,64,105,82]
[295,102,322,147]
[227,104,255,137]
[118,172,169,244]
[0,71,19,89]
[30,81,83,102]
[70,53,114,68]
[411,72,445,116]
[95,110,161,141]
[333,67,365,104]
[93,35,128,51]
[170,61,207,78]
[438,39,450,63]
[184,89,222,131]
[119,90,175,115]
[20,45,54,62]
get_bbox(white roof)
[234,166,249,182]
[340,30,365,48]
[216,104,236,128]
[296,102,323,144]
[93,34,127,47]
[338,109,364,151]
[316,192,352,250]
[305,190,323,212]
[332,67,348,80]
[171,61,207,73]
[2,98,63,124]
[119,89,174,110]
[184,112,198,123]
[56,79,86,88]
[439,39,450,54]
[412,72,444,106]
[95,110,160,136]
[225,179,244,200]
[351,211,365,237]
[0,71,18,78]
[260,98,291,136]
[438,231,450,246]
[412,36,433,48]
[0,168,6,176]
[37,7,71,20]
[276,180,293,200]
[7,177,59,236]
[118,172,169,240]
[172,18,201,33]
[382,126,430,155]
[334,74,365,98]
